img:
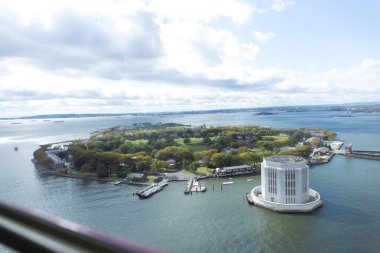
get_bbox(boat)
[113,177,128,186]
[190,181,207,192]
[222,181,234,185]
[14,146,18,151]
[247,179,253,182]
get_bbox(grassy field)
[184,167,213,174]
[126,139,149,145]
[262,135,289,141]
[175,138,209,152]
[195,167,213,174]
[174,137,203,145]
[146,175,157,184]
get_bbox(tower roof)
[265,155,305,163]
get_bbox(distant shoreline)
[2,103,380,120]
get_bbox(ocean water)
[1,111,380,252]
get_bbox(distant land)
[1,102,380,120]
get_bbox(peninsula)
[32,123,337,182]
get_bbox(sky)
[0,0,380,117]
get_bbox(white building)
[248,155,322,212]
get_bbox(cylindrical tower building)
[261,156,309,204]
[248,155,322,212]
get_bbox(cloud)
[271,0,294,12]
[148,0,253,24]
[360,58,380,68]
[252,31,276,43]
[2,0,349,118]
[0,4,163,77]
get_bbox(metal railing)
[0,200,163,253]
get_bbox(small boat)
[191,181,207,192]
[113,178,128,186]
[222,181,234,185]
[247,179,253,182]
[113,181,122,186]
[14,146,18,151]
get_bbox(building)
[314,147,330,156]
[217,165,258,177]
[166,159,177,170]
[128,173,147,182]
[248,155,322,212]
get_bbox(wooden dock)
[136,180,168,199]
[184,179,194,194]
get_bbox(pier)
[184,178,206,194]
[184,179,194,194]
[335,150,380,161]
[136,180,168,199]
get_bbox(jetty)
[184,178,206,194]
[136,180,169,199]
[335,150,380,161]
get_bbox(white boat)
[190,181,207,192]
[247,179,253,182]
[222,181,234,185]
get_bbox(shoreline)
[31,159,147,185]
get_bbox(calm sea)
[1,111,380,252]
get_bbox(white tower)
[248,155,322,212]
[261,156,309,204]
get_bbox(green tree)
[151,160,169,171]
[291,131,304,144]
[210,153,232,168]
[80,163,94,173]
[251,154,262,166]
[96,163,109,178]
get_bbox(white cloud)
[360,58,380,68]
[271,0,294,12]
[148,0,252,24]
[252,30,276,43]
[9,0,376,118]
[159,21,261,83]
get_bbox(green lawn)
[146,175,157,184]
[195,167,213,174]
[174,137,203,145]
[262,135,289,141]
[174,138,208,152]
[126,139,149,145]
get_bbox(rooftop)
[265,155,305,163]
[222,164,253,170]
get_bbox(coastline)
[31,159,145,184]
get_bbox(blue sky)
[0,0,379,117]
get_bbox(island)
[255,112,278,115]
[32,123,337,183]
